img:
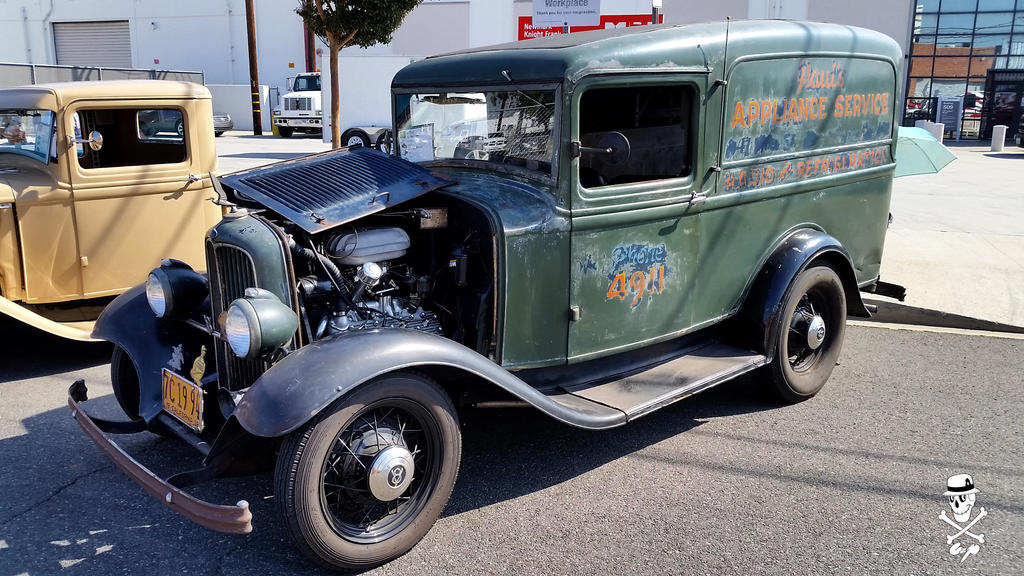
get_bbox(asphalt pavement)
[1,317,1021,575]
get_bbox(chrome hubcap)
[367,445,415,501]
[807,315,826,350]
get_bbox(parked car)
[69,21,900,570]
[0,81,222,340]
[138,107,184,138]
[213,112,233,136]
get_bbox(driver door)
[66,99,219,297]
[568,76,707,361]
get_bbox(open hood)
[219,147,452,234]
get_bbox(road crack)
[0,437,167,527]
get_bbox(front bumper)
[68,379,253,534]
[273,116,321,128]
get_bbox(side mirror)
[69,130,103,151]
[579,131,631,166]
[86,130,103,151]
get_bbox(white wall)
[207,84,271,131]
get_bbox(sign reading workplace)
[533,0,601,26]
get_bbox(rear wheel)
[761,265,847,402]
[175,120,184,138]
[278,126,294,138]
[275,372,461,571]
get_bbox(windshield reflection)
[0,110,55,165]
[395,90,556,176]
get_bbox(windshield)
[395,89,556,176]
[0,109,55,165]
[293,75,321,91]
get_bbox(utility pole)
[244,0,262,135]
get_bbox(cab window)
[76,108,186,169]
[578,85,694,188]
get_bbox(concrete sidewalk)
[876,141,1024,327]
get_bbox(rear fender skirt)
[233,329,621,437]
[92,285,214,422]
[737,229,869,357]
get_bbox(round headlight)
[146,272,167,317]
[224,288,298,359]
[225,304,254,358]
[146,259,208,318]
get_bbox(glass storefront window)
[913,35,937,52]
[908,77,933,97]
[931,79,969,97]
[917,13,939,33]
[933,56,972,76]
[972,34,1011,54]
[942,0,977,12]
[912,56,935,75]
[978,0,1015,11]
[903,0,1024,134]
[939,12,976,33]
[970,56,995,75]
[976,12,1014,33]
[936,34,973,46]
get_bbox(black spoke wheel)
[275,372,461,571]
[762,265,847,402]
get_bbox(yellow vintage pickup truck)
[0,81,222,340]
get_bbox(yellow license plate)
[162,369,205,432]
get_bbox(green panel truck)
[68,21,901,570]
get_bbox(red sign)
[518,14,663,41]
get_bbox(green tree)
[298,0,421,148]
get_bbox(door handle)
[689,191,707,208]
[186,173,201,185]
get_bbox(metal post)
[652,0,662,24]
[562,22,569,34]
[244,0,262,135]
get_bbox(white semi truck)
[272,73,323,138]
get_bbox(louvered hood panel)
[219,147,453,234]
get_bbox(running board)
[547,342,766,423]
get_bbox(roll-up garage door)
[53,21,132,68]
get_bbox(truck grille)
[206,241,266,391]
[284,97,312,111]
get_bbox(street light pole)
[244,0,262,135]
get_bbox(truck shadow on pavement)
[0,378,780,576]
[0,317,111,383]
[0,312,785,575]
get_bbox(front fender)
[737,228,870,357]
[94,285,212,421]
[233,329,624,437]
